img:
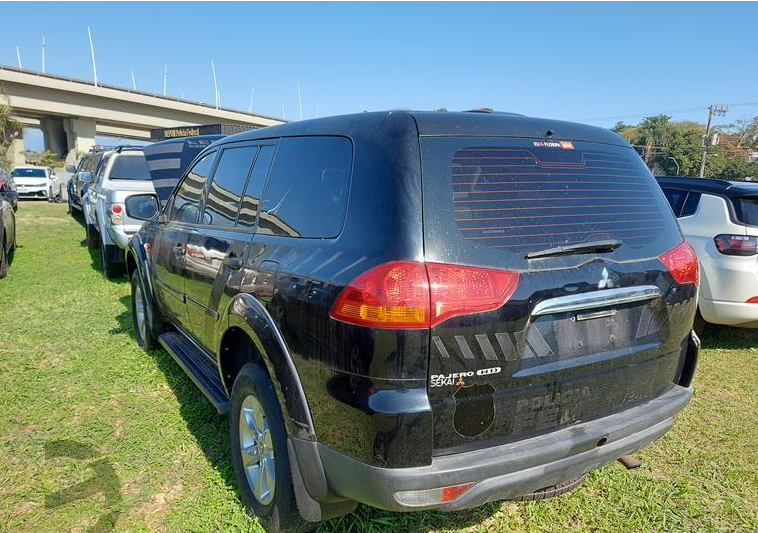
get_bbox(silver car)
[83,147,158,277]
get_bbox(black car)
[126,111,700,532]
[0,192,17,278]
[0,169,19,211]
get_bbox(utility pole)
[15,46,22,69]
[163,65,168,96]
[248,87,254,113]
[131,71,136,90]
[699,105,729,177]
[211,60,219,110]
[297,83,303,121]
[87,27,98,87]
[42,36,45,73]
[281,105,286,121]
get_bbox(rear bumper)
[105,224,138,249]
[311,384,692,512]
[699,298,758,328]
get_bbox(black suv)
[127,111,700,532]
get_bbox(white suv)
[658,176,758,331]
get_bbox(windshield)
[11,168,46,178]
[109,154,151,180]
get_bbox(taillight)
[714,234,758,256]
[109,203,124,225]
[330,261,430,328]
[329,261,519,329]
[658,241,699,285]
[426,262,519,326]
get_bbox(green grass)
[0,201,756,533]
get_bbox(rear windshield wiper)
[525,239,623,260]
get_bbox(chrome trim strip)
[532,285,661,317]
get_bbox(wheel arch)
[219,293,316,441]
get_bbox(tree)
[0,85,22,172]
[21,149,64,168]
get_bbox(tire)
[100,244,121,279]
[693,309,706,337]
[512,474,586,501]
[0,238,7,279]
[48,187,53,202]
[130,270,159,349]
[67,195,72,214]
[230,363,310,533]
[86,223,100,249]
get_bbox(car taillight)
[426,262,519,326]
[658,241,699,285]
[329,261,519,329]
[109,203,125,225]
[714,234,758,256]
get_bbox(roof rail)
[464,108,526,117]
[115,145,143,153]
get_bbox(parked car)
[10,165,63,201]
[657,176,758,332]
[0,192,16,278]
[82,147,152,277]
[0,169,19,211]
[127,111,700,533]
[84,136,223,278]
[66,146,112,216]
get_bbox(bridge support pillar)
[41,117,68,159]
[63,118,96,164]
[4,130,26,168]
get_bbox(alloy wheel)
[238,394,275,505]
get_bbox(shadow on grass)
[110,296,501,533]
[699,325,758,351]
[83,242,129,284]
[112,295,239,496]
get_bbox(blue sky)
[2,1,757,150]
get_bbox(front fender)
[223,293,316,441]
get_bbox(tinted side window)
[259,137,352,238]
[661,187,687,216]
[203,146,258,228]
[169,152,215,224]
[733,196,758,226]
[680,192,701,217]
[238,145,276,229]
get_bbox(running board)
[158,331,230,414]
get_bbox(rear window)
[421,137,680,266]
[108,153,151,180]
[733,196,758,226]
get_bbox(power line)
[573,101,758,122]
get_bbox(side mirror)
[125,194,160,221]
[65,164,76,173]
[80,171,93,185]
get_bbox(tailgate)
[420,136,694,454]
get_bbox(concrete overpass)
[1,65,284,166]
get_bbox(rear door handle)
[222,257,244,270]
